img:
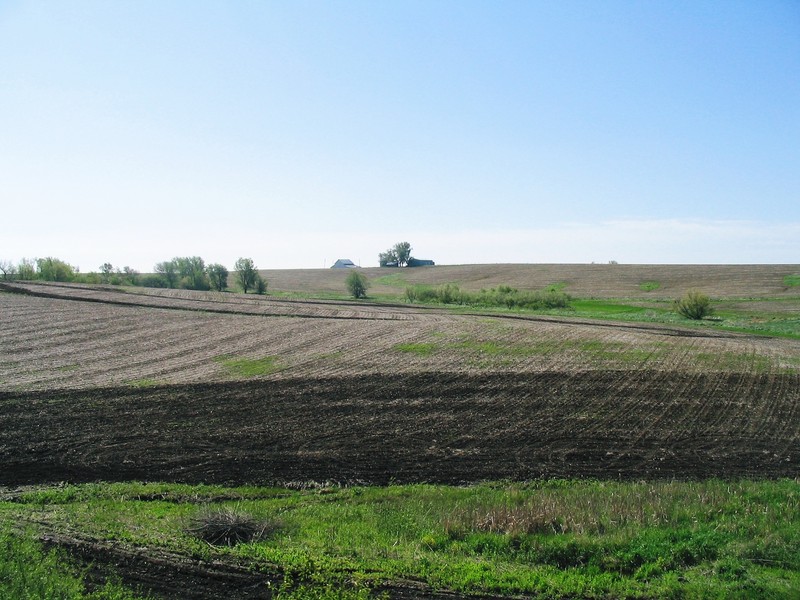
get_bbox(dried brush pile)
[186,505,280,546]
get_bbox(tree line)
[0,256,266,294]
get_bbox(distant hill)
[260,263,800,299]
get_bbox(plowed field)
[2,282,798,392]
[1,280,799,485]
[262,263,800,298]
[2,372,798,487]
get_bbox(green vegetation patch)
[639,280,661,292]
[406,283,570,310]
[371,273,408,287]
[579,340,663,364]
[0,527,142,599]
[563,298,800,340]
[692,351,774,373]
[1,480,798,598]
[784,274,800,287]
[451,339,554,357]
[125,378,160,388]
[215,355,281,377]
[448,338,664,367]
[393,342,437,356]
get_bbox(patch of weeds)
[639,281,661,292]
[393,342,437,356]
[372,273,407,287]
[578,341,664,365]
[782,355,800,370]
[568,299,656,317]
[450,339,556,361]
[784,275,800,287]
[546,282,568,292]
[216,355,281,377]
[317,351,343,361]
[125,378,160,388]
[57,364,80,372]
[693,351,773,373]
[580,340,626,361]
[0,527,141,599]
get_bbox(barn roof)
[331,259,357,268]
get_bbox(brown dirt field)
[1,372,798,487]
[261,263,800,298]
[2,287,798,391]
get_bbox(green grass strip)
[215,355,281,377]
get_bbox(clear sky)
[2,1,798,271]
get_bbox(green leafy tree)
[379,250,397,267]
[36,257,76,282]
[99,263,114,284]
[674,290,713,320]
[139,274,168,288]
[393,242,412,267]
[173,256,210,290]
[235,257,259,293]
[17,259,37,280]
[345,270,370,299]
[121,266,139,286]
[207,263,229,292]
[155,260,179,288]
[379,242,413,267]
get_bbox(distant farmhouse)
[331,259,357,269]
[382,257,436,268]
[407,258,435,267]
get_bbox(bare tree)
[0,260,17,280]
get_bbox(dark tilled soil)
[2,372,798,487]
[42,533,283,599]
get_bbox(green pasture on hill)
[2,480,799,599]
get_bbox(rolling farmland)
[1,266,799,599]
[1,273,798,484]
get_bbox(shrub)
[255,275,268,295]
[406,284,570,310]
[345,270,369,299]
[186,506,280,546]
[674,290,713,320]
[36,257,77,282]
[138,274,168,288]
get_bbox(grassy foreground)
[2,480,799,598]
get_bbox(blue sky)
[1,1,798,270]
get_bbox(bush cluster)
[1,255,266,294]
[405,284,570,310]
[674,290,713,320]
[345,270,370,298]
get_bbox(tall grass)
[405,284,570,310]
[0,528,142,599]
[4,480,797,598]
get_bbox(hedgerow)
[405,284,570,310]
